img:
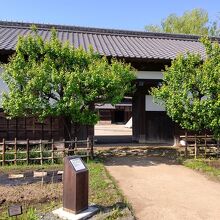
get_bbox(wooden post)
[24,117,27,139]
[51,139,54,164]
[204,133,207,158]
[14,138,17,165]
[63,156,88,214]
[15,118,18,139]
[194,134,197,159]
[185,132,188,158]
[27,139,29,165]
[40,139,43,165]
[86,137,90,163]
[2,139,5,166]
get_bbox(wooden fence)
[0,137,94,166]
[180,133,220,158]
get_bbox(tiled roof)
[0,21,217,60]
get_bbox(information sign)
[70,158,86,171]
[8,205,22,217]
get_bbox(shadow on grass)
[95,201,133,219]
[97,201,127,211]
[104,156,179,168]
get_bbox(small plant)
[106,207,124,220]
[0,207,39,220]
[26,207,39,220]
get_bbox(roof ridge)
[0,20,212,41]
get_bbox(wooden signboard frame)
[8,205,22,217]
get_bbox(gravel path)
[105,157,220,220]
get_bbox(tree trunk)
[63,116,72,140]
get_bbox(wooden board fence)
[0,138,94,166]
[180,134,220,158]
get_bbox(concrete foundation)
[52,206,99,220]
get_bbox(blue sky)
[0,0,219,31]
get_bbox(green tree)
[151,37,220,137]
[1,29,135,139]
[145,8,220,36]
[209,19,220,37]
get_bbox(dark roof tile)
[0,20,218,60]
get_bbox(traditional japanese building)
[96,97,132,124]
[0,21,212,144]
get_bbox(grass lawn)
[183,158,220,181]
[0,159,131,220]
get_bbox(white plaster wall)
[145,95,165,111]
[0,67,9,107]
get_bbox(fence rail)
[0,137,94,166]
[180,134,220,158]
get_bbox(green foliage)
[145,8,220,36]
[105,207,124,219]
[151,37,220,137]
[0,163,64,173]
[88,160,130,218]
[1,29,135,127]
[209,20,220,37]
[26,207,39,220]
[1,207,39,220]
[145,24,163,33]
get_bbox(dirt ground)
[0,182,62,210]
[105,156,220,220]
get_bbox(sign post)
[53,156,98,220]
[63,156,88,214]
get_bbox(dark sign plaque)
[8,205,22,217]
